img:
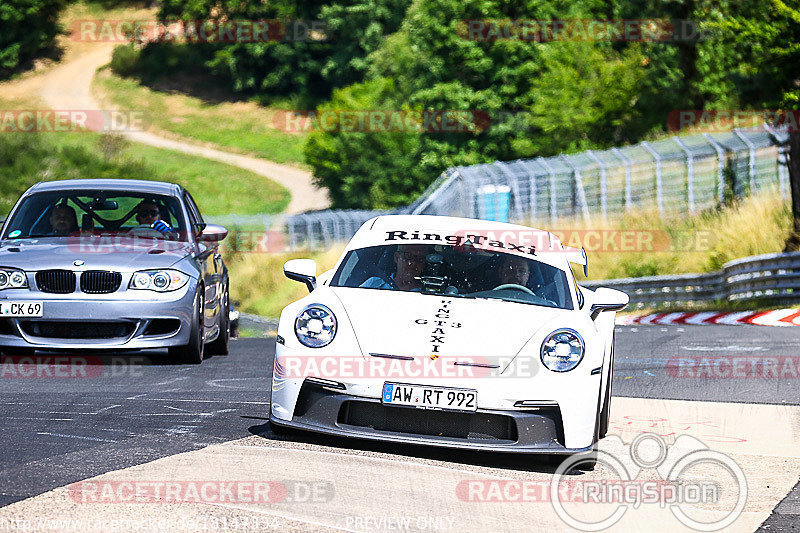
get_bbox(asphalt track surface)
[1,326,798,531]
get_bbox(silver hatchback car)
[0,179,230,363]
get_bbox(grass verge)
[555,189,792,281]
[95,69,309,166]
[0,94,289,216]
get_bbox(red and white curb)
[617,308,800,326]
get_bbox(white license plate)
[382,382,477,412]
[0,301,43,317]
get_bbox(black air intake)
[36,270,76,294]
[80,271,122,294]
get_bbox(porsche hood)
[330,287,572,359]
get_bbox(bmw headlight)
[129,270,189,292]
[541,329,585,372]
[295,304,337,348]
[0,268,28,290]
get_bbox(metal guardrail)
[283,127,790,250]
[581,251,800,308]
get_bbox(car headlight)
[295,304,337,348]
[541,328,585,372]
[129,270,190,292]
[0,268,28,290]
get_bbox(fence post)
[585,149,607,219]
[305,217,314,251]
[559,155,591,222]
[287,219,297,251]
[411,170,459,216]
[673,136,695,214]
[702,133,726,205]
[733,129,757,194]
[537,157,558,223]
[525,161,537,222]
[763,122,790,199]
[493,162,525,222]
[640,141,664,218]
[611,148,632,211]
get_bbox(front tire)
[169,289,204,364]
[598,335,615,439]
[206,286,230,356]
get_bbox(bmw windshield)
[330,244,574,310]
[2,190,188,241]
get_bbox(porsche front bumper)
[270,377,599,454]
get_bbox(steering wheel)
[492,283,535,296]
[127,226,167,240]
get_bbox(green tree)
[150,0,410,102]
[0,0,66,78]
[307,0,648,208]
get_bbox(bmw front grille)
[35,270,77,294]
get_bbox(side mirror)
[198,223,228,243]
[590,287,629,320]
[284,259,317,292]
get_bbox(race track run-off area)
[0,326,799,532]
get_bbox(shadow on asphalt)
[246,422,570,474]
[0,349,228,367]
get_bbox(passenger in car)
[132,200,175,237]
[497,254,530,286]
[48,204,78,236]
[360,244,427,291]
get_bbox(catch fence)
[282,126,790,250]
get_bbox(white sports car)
[270,215,627,457]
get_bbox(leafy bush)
[0,0,65,78]
[130,0,411,102]
[109,44,139,77]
